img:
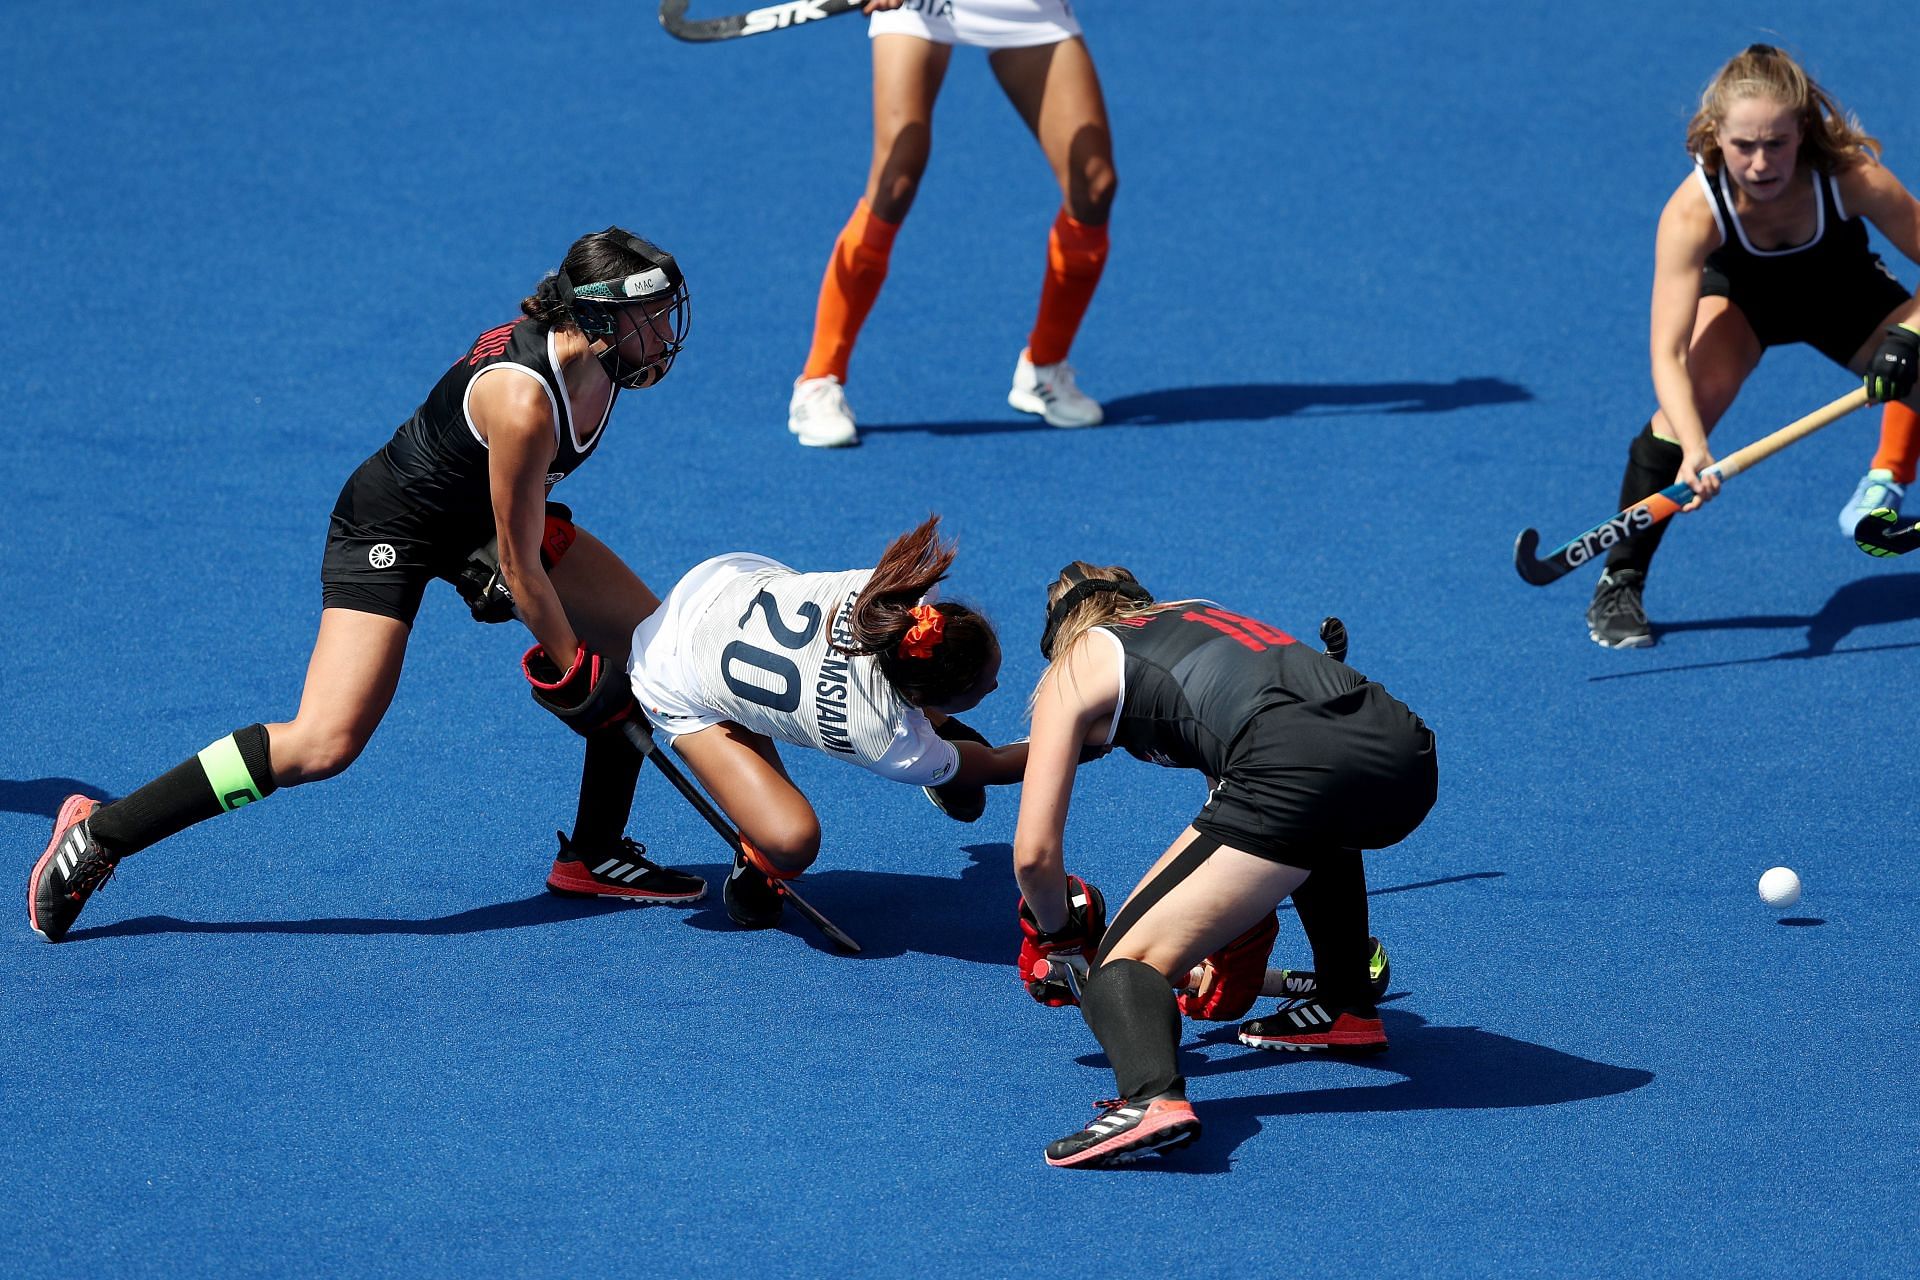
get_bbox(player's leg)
[30,607,410,943]
[790,34,952,447]
[1044,829,1304,1168]
[1238,850,1391,1052]
[541,528,703,903]
[1588,296,1762,648]
[1838,293,1920,534]
[991,36,1113,427]
[668,721,821,928]
[544,526,660,659]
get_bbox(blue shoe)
[1839,469,1904,536]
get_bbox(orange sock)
[1025,209,1110,367]
[800,201,899,383]
[1871,401,1920,485]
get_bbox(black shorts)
[319,455,569,625]
[1701,254,1910,366]
[1192,684,1438,868]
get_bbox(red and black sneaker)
[545,833,705,903]
[1045,1094,1201,1169]
[28,794,115,943]
[1238,998,1387,1054]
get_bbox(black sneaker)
[28,795,115,943]
[723,850,784,929]
[1239,999,1388,1054]
[546,833,706,903]
[1044,1094,1201,1169]
[1586,568,1653,649]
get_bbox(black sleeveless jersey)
[1098,604,1367,777]
[1697,162,1871,293]
[368,317,614,548]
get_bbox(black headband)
[1040,568,1153,659]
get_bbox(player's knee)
[277,721,370,783]
[747,819,820,875]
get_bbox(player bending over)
[30,229,704,943]
[626,515,1027,929]
[1586,44,1920,649]
[1011,566,1437,1168]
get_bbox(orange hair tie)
[898,604,946,659]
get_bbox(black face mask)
[1040,565,1154,659]
[558,232,692,390]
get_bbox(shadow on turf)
[0,778,109,821]
[63,845,1502,957]
[857,377,1532,436]
[1591,572,1920,680]
[677,849,1509,962]
[64,892,655,941]
[1072,1007,1654,1175]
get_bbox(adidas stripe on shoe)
[1238,998,1387,1054]
[1044,1095,1201,1169]
[546,833,706,903]
[27,794,114,944]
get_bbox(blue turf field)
[4,3,1917,1276]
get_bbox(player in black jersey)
[1011,565,1437,1168]
[1586,45,1920,649]
[29,229,704,943]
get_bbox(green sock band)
[198,734,268,811]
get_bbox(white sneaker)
[788,376,859,448]
[1008,353,1103,428]
[1838,468,1905,536]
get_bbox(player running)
[626,515,1028,928]
[787,0,1117,446]
[29,228,704,943]
[1585,44,1920,649]
[1010,565,1437,1168]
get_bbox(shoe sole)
[923,783,986,823]
[1007,388,1102,429]
[1238,1031,1389,1054]
[1587,629,1655,650]
[546,880,707,904]
[27,795,99,943]
[1046,1117,1201,1168]
[793,432,859,448]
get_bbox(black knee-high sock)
[1289,852,1374,1013]
[1603,424,1685,577]
[88,724,278,858]
[570,726,641,850]
[1080,958,1185,1102]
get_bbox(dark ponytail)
[839,515,998,707]
[521,272,574,327]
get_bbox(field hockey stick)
[1319,616,1349,662]
[659,0,862,42]
[621,719,861,953]
[1040,937,1390,1003]
[1513,387,1871,586]
[1854,507,1920,557]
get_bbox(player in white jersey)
[628,515,1029,928]
[786,0,1115,446]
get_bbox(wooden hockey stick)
[1514,387,1870,586]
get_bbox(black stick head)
[1513,527,1576,587]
